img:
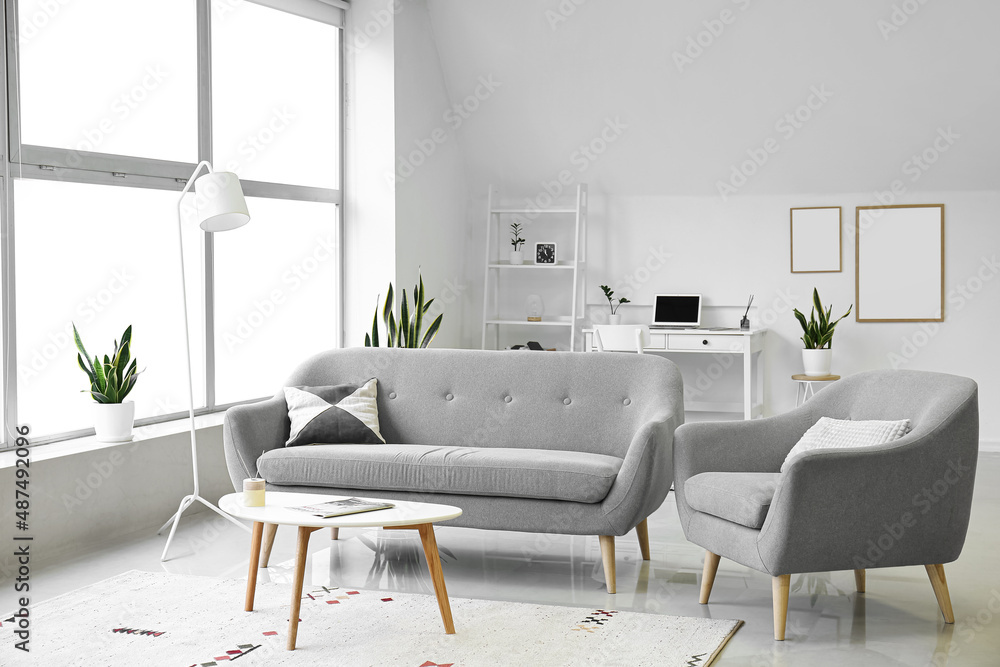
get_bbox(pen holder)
[243,478,265,507]
[740,316,750,331]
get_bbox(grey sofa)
[674,369,979,640]
[224,347,684,593]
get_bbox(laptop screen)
[653,294,701,327]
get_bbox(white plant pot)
[802,349,833,377]
[608,313,622,325]
[509,250,524,265]
[93,401,135,443]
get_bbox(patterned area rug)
[1,570,742,666]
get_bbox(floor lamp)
[159,161,252,562]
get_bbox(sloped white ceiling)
[424,0,1000,196]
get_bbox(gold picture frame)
[790,206,842,273]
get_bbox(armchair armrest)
[602,410,682,535]
[223,395,289,490]
[758,392,979,575]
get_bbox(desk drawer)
[667,334,744,352]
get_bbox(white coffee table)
[220,491,462,650]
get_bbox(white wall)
[412,1,1000,441]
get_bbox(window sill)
[0,412,227,469]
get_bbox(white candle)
[243,478,265,507]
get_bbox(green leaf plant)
[510,222,525,251]
[365,271,444,348]
[599,284,630,315]
[73,323,142,403]
[793,288,853,349]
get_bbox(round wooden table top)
[791,374,840,382]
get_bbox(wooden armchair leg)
[599,535,617,594]
[854,569,866,593]
[772,574,791,641]
[925,564,955,623]
[330,527,340,540]
[259,523,278,569]
[636,519,650,561]
[699,551,721,604]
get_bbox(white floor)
[6,454,1000,666]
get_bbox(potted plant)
[73,324,141,442]
[509,222,526,265]
[365,271,444,347]
[600,285,630,325]
[793,288,852,376]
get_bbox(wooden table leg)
[417,524,456,634]
[260,523,278,568]
[245,522,264,612]
[288,526,320,650]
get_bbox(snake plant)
[793,288,852,349]
[365,272,443,348]
[73,324,141,403]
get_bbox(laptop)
[650,294,702,329]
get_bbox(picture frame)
[855,204,944,322]
[790,206,841,273]
[534,242,557,264]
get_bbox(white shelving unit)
[480,184,587,351]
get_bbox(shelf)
[485,317,574,327]
[488,262,575,270]
[491,208,576,215]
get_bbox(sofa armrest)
[223,395,289,490]
[602,410,682,535]
[757,392,979,574]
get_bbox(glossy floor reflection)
[9,453,1000,666]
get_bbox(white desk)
[583,328,766,420]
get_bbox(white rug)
[1,570,742,666]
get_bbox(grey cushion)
[685,472,781,529]
[258,443,624,504]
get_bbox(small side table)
[792,374,840,407]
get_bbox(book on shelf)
[290,497,395,518]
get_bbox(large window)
[3,0,344,446]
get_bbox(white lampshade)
[194,171,250,232]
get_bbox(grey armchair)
[673,369,979,640]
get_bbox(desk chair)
[594,325,649,354]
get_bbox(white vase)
[94,401,135,442]
[608,313,622,325]
[802,349,832,377]
[509,250,523,265]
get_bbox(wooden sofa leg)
[925,564,955,623]
[330,527,340,540]
[772,574,791,641]
[854,569,866,593]
[636,519,650,561]
[599,535,617,594]
[259,523,278,569]
[700,551,721,604]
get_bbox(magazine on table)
[290,497,395,518]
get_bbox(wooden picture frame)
[855,204,944,322]
[790,206,841,273]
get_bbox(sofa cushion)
[258,444,624,503]
[684,472,781,529]
[780,416,910,472]
[283,379,385,447]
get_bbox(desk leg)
[743,345,752,420]
[245,521,264,612]
[288,526,320,651]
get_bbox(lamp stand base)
[159,493,250,562]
